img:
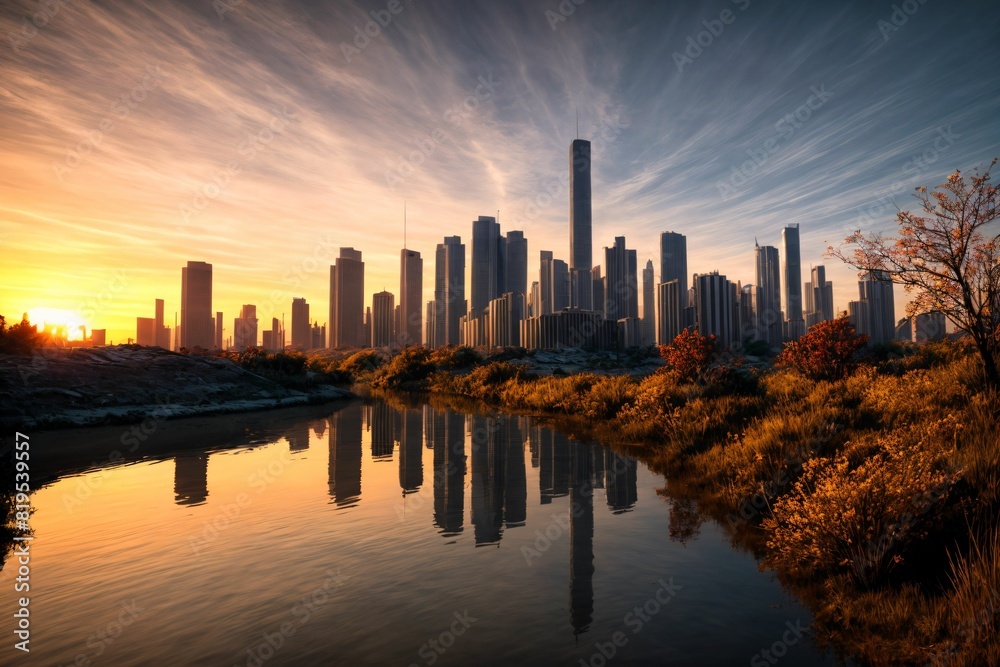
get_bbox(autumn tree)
[775,317,868,381]
[829,159,1000,388]
[659,327,718,384]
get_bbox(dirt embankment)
[0,345,353,431]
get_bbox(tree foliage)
[0,314,43,354]
[830,159,1000,387]
[775,317,868,381]
[659,328,718,384]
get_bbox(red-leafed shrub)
[658,328,718,384]
[776,317,868,381]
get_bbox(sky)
[1,0,998,343]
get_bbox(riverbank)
[0,345,353,431]
[355,341,999,666]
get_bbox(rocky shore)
[0,345,353,431]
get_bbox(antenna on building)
[403,201,407,250]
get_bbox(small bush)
[764,418,961,586]
[372,346,435,389]
[659,328,717,384]
[775,317,868,381]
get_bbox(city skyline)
[3,1,998,342]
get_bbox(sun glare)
[27,307,88,340]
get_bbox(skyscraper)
[858,270,896,346]
[591,266,605,317]
[291,298,310,349]
[505,230,528,298]
[603,236,638,321]
[754,242,783,349]
[180,261,213,349]
[693,271,736,349]
[471,216,504,315]
[329,247,365,348]
[372,291,395,347]
[399,248,423,346]
[782,224,805,340]
[804,265,834,327]
[656,280,683,344]
[433,235,466,347]
[155,298,170,349]
[234,304,258,349]
[569,139,593,310]
[642,260,655,346]
[658,232,688,344]
[215,311,223,350]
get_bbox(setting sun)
[26,307,87,339]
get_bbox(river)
[0,397,849,666]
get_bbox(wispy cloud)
[0,0,997,338]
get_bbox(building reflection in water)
[174,454,209,506]
[569,442,596,638]
[470,414,505,546]
[504,417,526,528]
[370,401,395,461]
[398,407,423,494]
[427,406,465,537]
[604,451,638,514]
[328,403,363,508]
[537,426,571,504]
[287,423,310,452]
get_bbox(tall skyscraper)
[656,280,684,344]
[642,260,655,346]
[291,298,310,349]
[591,266,605,317]
[858,270,896,346]
[215,312,223,350]
[754,242,783,349]
[782,224,805,340]
[505,230,528,298]
[180,261,213,349]
[804,265,834,327]
[399,248,423,346]
[569,139,593,310]
[659,232,688,300]
[693,271,736,348]
[471,216,504,315]
[433,235,466,347]
[234,304,258,349]
[329,247,365,348]
[155,299,170,348]
[658,232,688,344]
[603,237,638,321]
[539,250,569,315]
[371,291,395,347]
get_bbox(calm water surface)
[2,398,847,666]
